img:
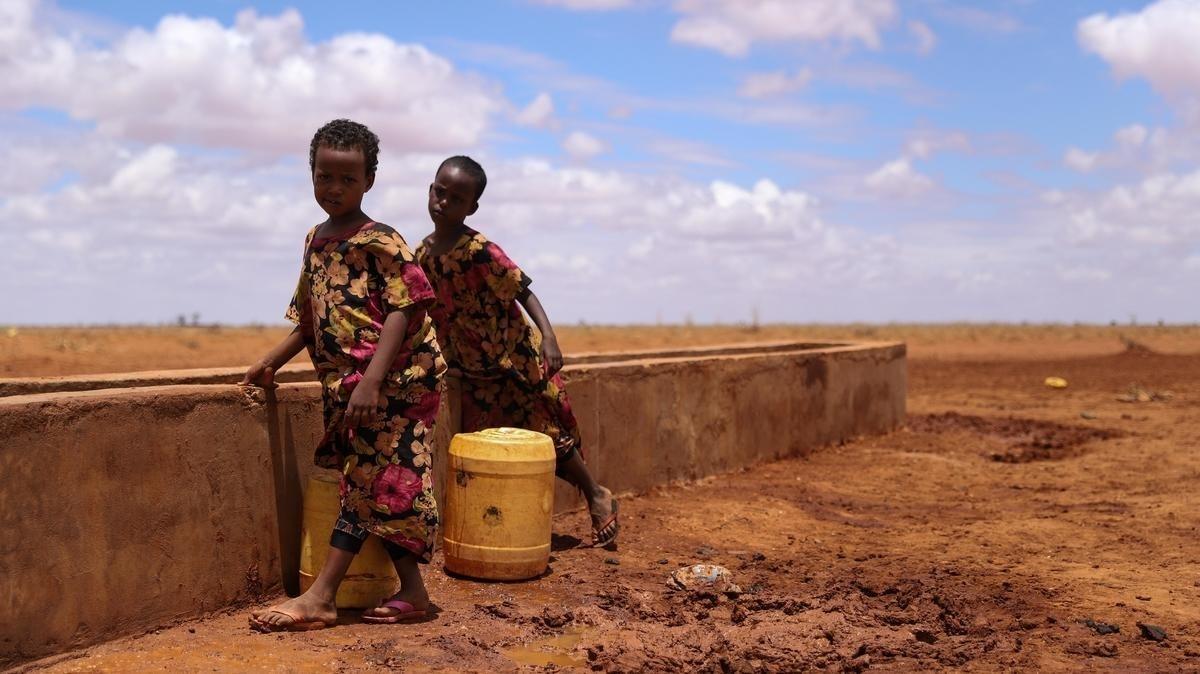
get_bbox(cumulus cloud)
[1060,123,1200,172]
[908,20,936,55]
[1079,0,1200,119]
[904,129,970,159]
[737,69,813,98]
[524,253,599,276]
[864,158,935,198]
[2,107,899,323]
[0,0,503,155]
[1064,147,1099,172]
[1052,168,1200,246]
[561,131,608,159]
[669,0,898,57]
[515,92,558,129]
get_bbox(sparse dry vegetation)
[3,323,1200,377]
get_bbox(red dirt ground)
[14,338,1200,673]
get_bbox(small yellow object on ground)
[1044,377,1068,389]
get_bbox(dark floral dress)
[415,228,582,463]
[286,221,446,563]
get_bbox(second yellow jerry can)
[442,428,556,581]
[299,470,399,607]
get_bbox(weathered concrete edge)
[0,340,862,397]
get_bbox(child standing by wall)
[243,120,445,630]
[415,156,618,548]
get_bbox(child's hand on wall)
[240,360,276,389]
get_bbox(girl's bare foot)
[249,592,338,632]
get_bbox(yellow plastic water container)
[299,470,398,607]
[443,428,556,580]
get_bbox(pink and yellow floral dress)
[286,221,446,562]
[415,227,582,465]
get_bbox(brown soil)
[4,324,1200,377]
[22,344,1200,672]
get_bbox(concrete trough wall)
[0,341,904,666]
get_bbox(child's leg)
[556,447,618,547]
[250,526,363,630]
[556,447,607,506]
[362,542,430,622]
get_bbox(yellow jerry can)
[299,470,398,607]
[443,428,556,581]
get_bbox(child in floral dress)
[244,120,445,630]
[415,156,618,548]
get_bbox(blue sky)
[3,0,1200,324]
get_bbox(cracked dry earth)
[29,348,1200,673]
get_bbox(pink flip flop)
[361,599,428,624]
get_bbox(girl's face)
[428,165,478,227]
[313,144,374,218]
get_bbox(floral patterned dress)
[286,221,446,562]
[415,228,582,463]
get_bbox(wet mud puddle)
[503,628,587,669]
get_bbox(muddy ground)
[14,340,1200,672]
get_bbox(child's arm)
[344,307,415,429]
[241,327,306,388]
[518,288,563,376]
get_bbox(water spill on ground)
[503,628,587,669]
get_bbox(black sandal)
[591,496,619,548]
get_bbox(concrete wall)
[0,341,904,666]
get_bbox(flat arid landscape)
[6,323,1200,376]
[6,325,1199,671]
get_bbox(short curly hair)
[438,155,487,200]
[309,119,380,175]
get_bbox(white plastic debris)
[668,564,740,594]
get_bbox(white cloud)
[528,0,636,8]
[1058,266,1112,283]
[608,105,633,119]
[646,137,734,167]
[1050,168,1200,246]
[737,69,812,98]
[928,4,1021,34]
[680,179,821,239]
[864,158,935,198]
[819,63,936,103]
[908,20,936,55]
[627,236,655,258]
[904,129,970,159]
[562,131,608,159]
[669,0,898,57]
[1079,0,1200,118]
[1115,124,1150,150]
[515,92,558,129]
[3,117,902,323]
[0,1,503,155]
[1064,147,1099,172]
[1059,123,1200,172]
[524,253,599,276]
